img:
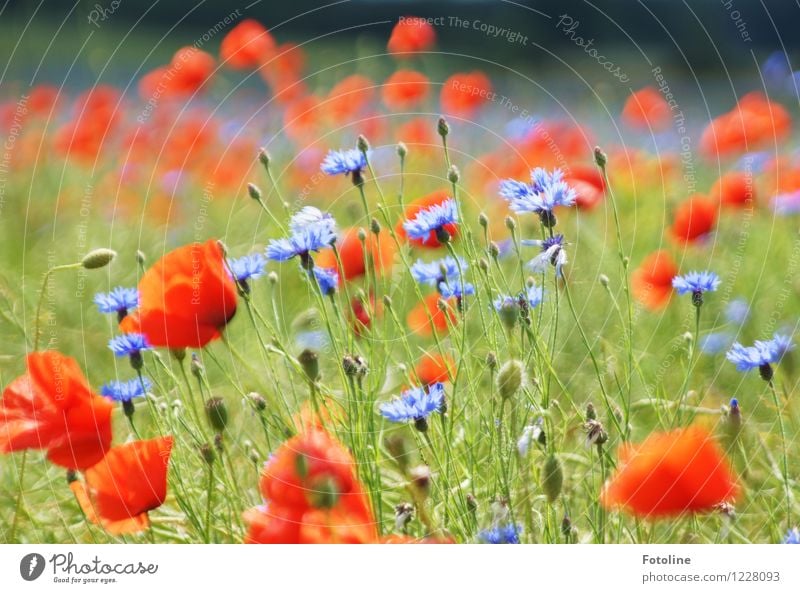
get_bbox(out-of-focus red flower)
[565,164,605,210]
[120,240,237,349]
[709,172,755,208]
[440,71,493,118]
[395,117,437,152]
[387,17,436,56]
[28,84,59,116]
[601,426,738,518]
[382,70,429,111]
[0,351,113,470]
[54,86,121,163]
[71,436,173,535]
[407,293,457,337]
[670,194,717,243]
[138,47,215,100]
[220,19,275,70]
[260,43,307,105]
[622,87,671,131]
[700,92,791,160]
[283,94,324,143]
[350,293,383,336]
[315,227,396,281]
[414,352,454,385]
[244,429,377,543]
[396,190,459,248]
[631,250,678,310]
[325,75,375,122]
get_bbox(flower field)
[1,10,800,546]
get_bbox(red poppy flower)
[53,86,121,163]
[382,70,429,111]
[138,48,215,99]
[631,250,678,310]
[120,240,238,349]
[440,71,493,118]
[670,194,717,243]
[395,117,437,151]
[220,19,275,70]
[387,17,436,56]
[315,227,395,281]
[710,172,755,208]
[325,75,375,122]
[244,503,376,544]
[414,352,454,385]
[71,436,173,535]
[396,190,459,248]
[0,351,113,470]
[283,94,324,143]
[351,293,383,336]
[28,84,59,116]
[565,164,605,210]
[622,87,671,131]
[407,293,457,337]
[601,426,738,518]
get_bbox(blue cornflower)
[524,283,544,309]
[320,149,368,178]
[266,209,337,265]
[522,234,568,276]
[94,287,139,316]
[379,383,445,431]
[478,523,521,544]
[725,298,750,325]
[410,256,466,287]
[493,284,543,326]
[517,419,544,456]
[108,333,150,357]
[726,333,794,380]
[100,377,151,402]
[499,168,575,226]
[228,253,266,283]
[438,280,475,299]
[672,271,720,306]
[402,198,458,244]
[312,266,339,295]
[699,332,733,355]
[785,528,800,544]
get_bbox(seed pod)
[542,454,563,503]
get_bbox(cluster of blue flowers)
[379,383,446,431]
[266,206,337,267]
[477,523,522,544]
[411,255,474,299]
[402,198,458,244]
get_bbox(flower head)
[726,333,794,373]
[108,333,151,357]
[228,253,266,283]
[320,149,368,176]
[94,287,139,315]
[379,383,445,430]
[523,234,568,276]
[477,523,521,544]
[312,266,339,295]
[672,271,720,305]
[100,377,152,402]
[289,206,337,236]
[500,168,576,223]
[402,198,458,244]
[438,280,475,299]
[266,214,337,263]
[410,256,466,287]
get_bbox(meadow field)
[0,8,799,545]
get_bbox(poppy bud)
[599,274,610,288]
[498,300,520,331]
[268,271,278,284]
[593,146,607,169]
[258,148,270,169]
[486,351,498,370]
[542,454,563,503]
[437,116,449,138]
[298,349,320,383]
[489,242,500,260]
[205,397,229,433]
[248,392,267,412]
[383,294,392,309]
[504,216,516,232]
[448,165,460,184]
[248,448,260,464]
[247,182,262,202]
[81,248,116,270]
[395,502,414,531]
[136,250,146,265]
[409,465,431,498]
[357,227,367,243]
[478,212,489,229]
[497,360,524,399]
[357,134,370,153]
[397,142,408,158]
[370,218,381,235]
[308,475,341,509]
[199,443,216,465]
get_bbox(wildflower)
[0,351,113,470]
[622,87,671,131]
[387,16,436,55]
[631,250,678,310]
[407,293,457,336]
[94,287,138,318]
[523,234,568,275]
[497,360,525,400]
[566,164,606,210]
[726,333,794,381]
[710,172,755,208]
[326,76,375,122]
[672,271,720,306]
[414,353,454,386]
[108,333,150,357]
[517,419,545,456]
[70,436,173,535]
[320,148,368,185]
[440,71,493,117]
[785,528,800,544]
[478,523,521,544]
[500,168,576,227]
[438,280,475,299]
[600,426,738,517]
[100,377,151,402]
[410,256,465,287]
[312,266,339,295]
[397,190,460,247]
[316,227,395,282]
[220,19,275,70]
[120,240,238,349]
[379,383,446,432]
[671,195,717,243]
[266,224,337,265]
[382,69,429,110]
[228,253,266,284]
[699,332,733,355]
[402,197,458,244]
